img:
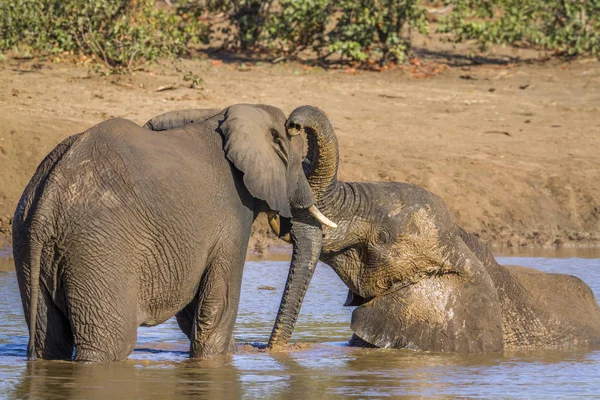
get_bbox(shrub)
[1,0,598,72]
[327,0,428,64]
[439,0,600,57]
[266,0,330,56]
[263,0,428,64]
[0,0,208,72]
[267,0,599,63]
[196,0,274,50]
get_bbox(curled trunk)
[287,106,340,205]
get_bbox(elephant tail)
[13,134,83,361]
[26,240,43,361]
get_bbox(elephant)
[266,105,600,353]
[12,103,336,362]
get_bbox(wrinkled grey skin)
[268,105,600,353]
[143,108,221,131]
[12,104,323,362]
[137,108,326,351]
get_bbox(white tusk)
[308,205,338,228]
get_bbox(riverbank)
[0,54,598,250]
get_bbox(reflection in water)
[2,257,600,398]
[9,358,243,400]
[6,345,600,399]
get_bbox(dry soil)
[0,54,598,254]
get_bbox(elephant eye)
[376,228,392,244]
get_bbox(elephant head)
[268,105,503,352]
[218,104,337,350]
[144,104,337,227]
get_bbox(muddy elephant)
[12,104,336,362]
[267,105,600,353]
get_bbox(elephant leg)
[177,302,237,352]
[175,298,237,352]
[176,303,196,341]
[189,248,245,359]
[66,267,138,362]
[33,288,74,360]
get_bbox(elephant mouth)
[344,281,415,308]
[343,290,373,307]
[268,209,337,243]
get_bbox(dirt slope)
[0,55,598,251]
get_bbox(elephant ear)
[220,104,293,218]
[144,108,221,131]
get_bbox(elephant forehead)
[227,104,287,136]
[373,206,443,251]
[255,104,287,125]
[403,207,440,238]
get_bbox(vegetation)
[1,0,598,72]
[439,0,600,57]
[0,0,207,72]
[267,0,428,64]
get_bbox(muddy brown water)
[1,247,600,398]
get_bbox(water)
[1,251,600,398]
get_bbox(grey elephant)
[267,105,600,353]
[12,104,335,362]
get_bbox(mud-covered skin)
[457,231,600,350]
[12,104,322,362]
[271,105,600,352]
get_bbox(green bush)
[0,0,208,72]
[440,0,600,57]
[194,0,274,50]
[328,0,428,63]
[1,0,598,72]
[264,0,427,64]
[267,0,330,55]
[268,0,598,63]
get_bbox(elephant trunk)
[286,106,340,206]
[268,208,323,349]
[268,106,342,349]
